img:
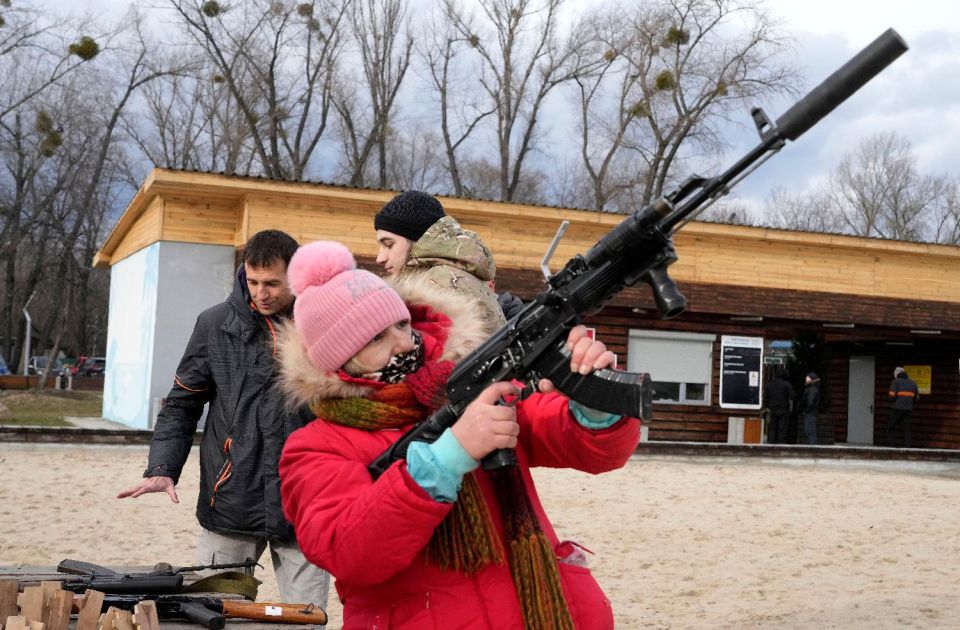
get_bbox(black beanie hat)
[374,190,446,242]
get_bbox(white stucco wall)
[102,241,234,429]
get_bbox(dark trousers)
[769,411,790,444]
[803,413,818,445]
[888,408,912,448]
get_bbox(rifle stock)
[221,599,328,625]
[75,593,328,628]
[368,29,907,478]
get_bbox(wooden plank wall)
[110,196,163,263]
[243,194,382,256]
[829,343,960,450]
[98,170,960,309]
[160,196,237,246]
[582,307,960,448]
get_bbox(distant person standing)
[888,367,919,447]
[799,372,821,445]
[763,367,795,444]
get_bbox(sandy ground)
[2,443,959,629]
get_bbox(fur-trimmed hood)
[277,273,493,408]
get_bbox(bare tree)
[931,179,960,245]
[0,109,71,368]
[385,124,447,191]
[441,0,595,203]
[335,0,413,187]
[122,55,260,175]
[0,3,102,120]
[419,8,496,197]
[573,0,796,212]
[828,132,947,241]
[568,8,645,210]
[169,0,349,180]
[31,12,182,387]
[698,199,762,226]
[766,186,844,233]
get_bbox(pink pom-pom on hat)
[289,241,410,372]
[287,241,356,296]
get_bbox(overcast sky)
[719,0,960,209]
[44,0,960,213]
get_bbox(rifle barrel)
[776,28,907,140]
[660,28,908,234]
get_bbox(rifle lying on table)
[369,28,908,477]
[53,558,259,596]
[73,592,328,629]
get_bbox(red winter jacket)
[277,276,640,629]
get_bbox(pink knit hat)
[288,241,410,373]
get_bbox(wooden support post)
[3,617,29,630]
[38,582,61,627]
[2,618,44,630]
[0,580,19,624]
[131,601,159,630]
[98,608,119,629]
[43,591,70,630]
[100,607,135,630]
[74,590,104,630]
[15,588,43,624]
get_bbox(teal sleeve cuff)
[406,429,479,503]
[569,400,622,430]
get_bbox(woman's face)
[348,320,415,373]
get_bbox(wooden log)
[3,617,29,630]
[131,601,159,630]
[15,588,43,623]
[100,607,135,630]
[0,580,19,625]
[43,591,70,630]
[74,591,104,630]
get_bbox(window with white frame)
[627,330,715,405]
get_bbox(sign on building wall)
[720,335,764,409]
[904,365,932,395]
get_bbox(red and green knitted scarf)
[310,373,575,629]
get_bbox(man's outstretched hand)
[117,475,179,503]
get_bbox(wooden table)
[0,565,321,628]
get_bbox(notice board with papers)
[720,335,763,409]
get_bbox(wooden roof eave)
[95,168,960,269]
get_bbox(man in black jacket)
[763,367,795,444]
[118,230,329,608]
[799,372,821,445]
[888,367,919,447]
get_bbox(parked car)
[71,355,90,376]
[0,355,9,375]
[78,356,106,377]
[27,355,65,376]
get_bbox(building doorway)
[847,355,876,444]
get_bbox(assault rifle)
[51,558,259,596]
[369,28,908,477]
[74,593,328,628]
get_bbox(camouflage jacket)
[403,215,506,333]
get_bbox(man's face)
[375,229,413,278]
[245,260,294,315]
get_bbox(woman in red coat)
[277,241,640,630]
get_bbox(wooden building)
[95,169,960,448]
